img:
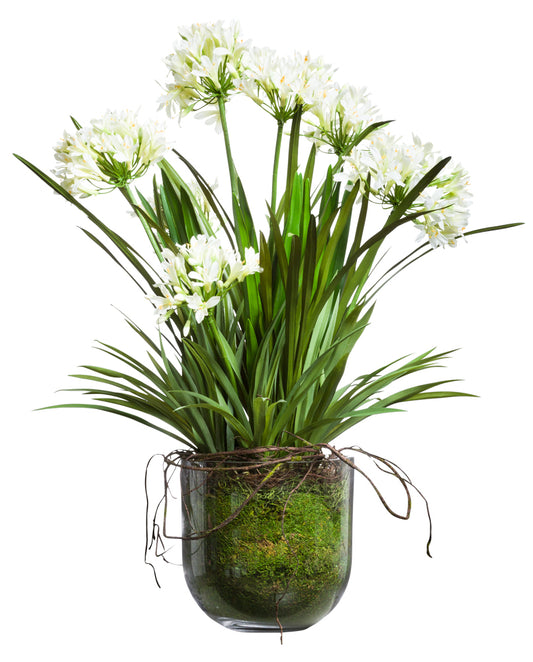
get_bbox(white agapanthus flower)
[339,131,472,247]
[237,46,336,122]
[339,131,434,194]
[148,235,262,326]
[304,84,382,154]
[185,292,221,323]
[53,110,168,196]
[413,163,472,248]
[159,20,250,126]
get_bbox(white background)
[2,0,532,660]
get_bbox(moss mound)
[203,466,350,618]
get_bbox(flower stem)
[284,105,302,220]
[217,96,238,200]
[271,121,284,213]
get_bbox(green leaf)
[14,154,160,288]
[303,142,317,185]
[283,234,302,392]
[167,153,236,248]
[38,403,193,446]
[464,222,524,237]
[159,170,186,243]
[172,391,252,447]
[258,232,273,325]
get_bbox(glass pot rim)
[169,448,354,471]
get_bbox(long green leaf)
[14,154,160,287]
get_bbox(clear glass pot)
[180,455,354,633]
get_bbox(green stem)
[120,186,163,261]
[284,105,302,221]
[217,96,238,200]
[271,121,284,213]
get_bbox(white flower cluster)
[305,84,381,154]
[158,21,379,153]
[53,110,169,196]
[158,20,250,125]
[339,131,472,247]
[148,235,262,331]
[52,20,473,252]
[340,132,433,194]
[236,47,336,123]
[415,162,472,248]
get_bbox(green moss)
[202,470,350,619]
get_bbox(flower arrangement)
[15,18,520,635]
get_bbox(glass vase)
[180,454,353,633]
